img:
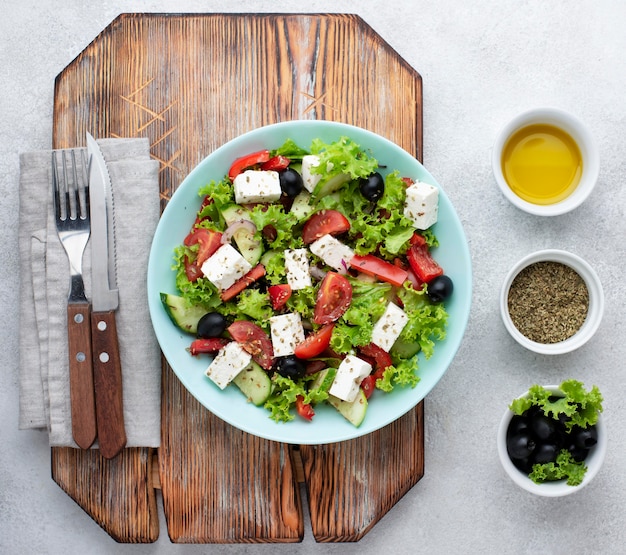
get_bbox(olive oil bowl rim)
[497,385,607,497]
[499,249,604,355]
[492,107,600,216]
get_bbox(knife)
[87,132,127,459]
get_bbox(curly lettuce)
[510,380,603,431]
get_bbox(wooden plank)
[51,13,424,543]
[51,447,159,543]
[300,403,424,542]
[159,364,303,543]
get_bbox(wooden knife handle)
[91,310,127,459]
[67,301,97,449]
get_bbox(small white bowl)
[492,107,599,216]
[497,386,606,497]
[500,249,604,355]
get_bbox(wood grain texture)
[300,402,424,542]
[67,302,96,449]
[51,447,159,543]
[91,310,127,460]
[159,363,303,543]
[52,13,425,543]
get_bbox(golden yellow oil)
[501,124,583,205]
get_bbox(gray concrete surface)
[2,1,625,553]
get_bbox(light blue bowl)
[147,120,472,444]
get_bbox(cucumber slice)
[290,190,314,221]
[390,338,421,359]
[232,361,272,406]
[312,173,351,198]
[310,367,367,426]
[328,389,368,427]
[310,367,337,392]
[220,204,263,265]
[160,293,206,334]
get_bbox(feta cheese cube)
[329,355,372,402]
[309,234,354,274]
[301,155,322,193]
[371,302,409,352]
[233,170,281,204]
[270,313,306,357]
[284,248,312,290]
[404,180,439,229]
[205,341,252,389]
[200,243,252,290]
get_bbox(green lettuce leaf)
[235,289,273,328]
[397,283,448,359]
[272,138,309,161]
[249,204,301,251]
[510,380,604,431]
[529,449,588,486]
[310,136,379,181]
[197,180,235,226]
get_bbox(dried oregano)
[507,261,589,344]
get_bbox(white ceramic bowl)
[492,107,599,216]
[497,385,606,497]
[500,249,604,355]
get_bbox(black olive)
[530,442,559,465]
[359,172,385,202]
[507,415,530,439]
[511,456,534,474]
[506,432,537,460]
[426,275,454,303]
[279,168,304,198]
[530,413,560,442]
[274,355,306,379]
[572,425,598,449]
[566,442,589,462]
[197,312,227,338]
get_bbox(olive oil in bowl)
[501,124,582,205]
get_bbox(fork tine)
[63,150,78,221]
[52,150,67,221]
[78,149,89,220]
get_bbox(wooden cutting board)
[51,13,424,543]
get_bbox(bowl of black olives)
[497,380,606,496]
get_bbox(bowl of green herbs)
[497,380,606,497]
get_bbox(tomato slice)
[228,149,271,181]
[302,210,350,244]
[358,343,392,381]
[406,243,444,283]
[313,272,353,325]
[349,254,408,287]
[409,232,427,247]
[220,264,266,301]
[360,375,376,399]
[183,229,223,282]
[260,155,291,172]
[227,320,274,370]
[295,395,315,421]
[294,324,335,359]
[189,337,231,356]
[268,284,292,310]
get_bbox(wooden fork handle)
[67,301,97,449]
[91,310,127,459]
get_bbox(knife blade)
[87,132,127,459]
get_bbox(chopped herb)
[507,261,588,343]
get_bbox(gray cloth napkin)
[18,138,161,448]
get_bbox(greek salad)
[161,136,453,426]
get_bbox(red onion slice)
[221,219,257,244]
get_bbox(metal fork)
[52,149,97,449]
